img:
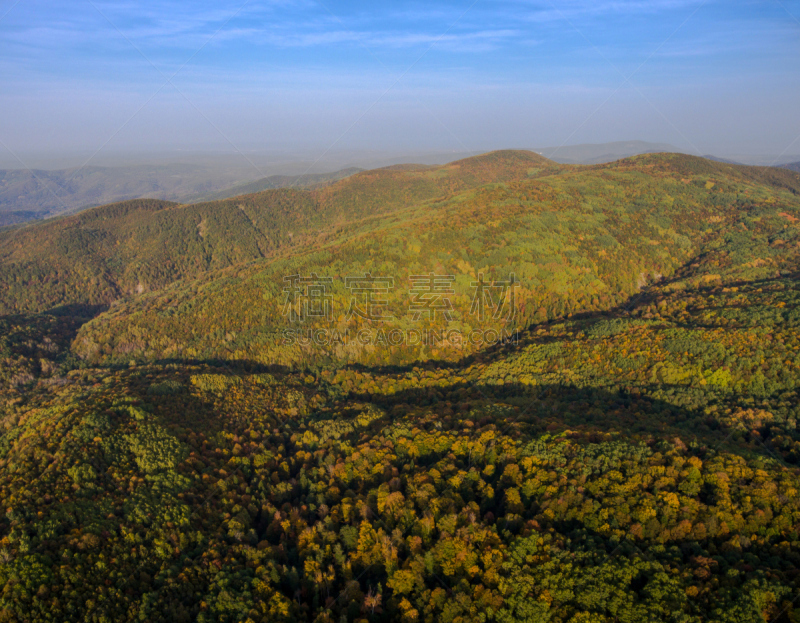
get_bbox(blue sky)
[0,0,798,159]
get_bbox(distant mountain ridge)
[702,154,742,165]
[533,140,681,164]
[0,164,363,226]
[183,167,363,203]
[0,163,247,218]
[5,142,792,225]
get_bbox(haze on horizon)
[1,0,799,171]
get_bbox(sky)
[0,0,798,165]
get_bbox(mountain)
[69,151,800,369]
[533,140,681,164]
[0,164,363,226]
[0,210,50,227]
[781,161,800,173]
[717,154,800,166]
[2,150,800,622]
[0,150,558,314]
[0,144,723,226]
[0,164,249,219]
[701,154,742,165]
[182,168,363,203]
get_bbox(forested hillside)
[0,151,556,314]
[73,152,800,369]
[1,151,800,622]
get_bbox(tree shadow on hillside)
[46,302,110,319]
[110,355,794,470]
[333,266,800,379]
[52,257,800,466]
[346,380,792,464]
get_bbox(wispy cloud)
[230,27,522,50]
[1,4,520,54]
[0,0,797,156]
[511,0,705,16]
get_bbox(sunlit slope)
[0,150,556,314]
[73,153,800,368]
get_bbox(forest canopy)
[1,151,800,622]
